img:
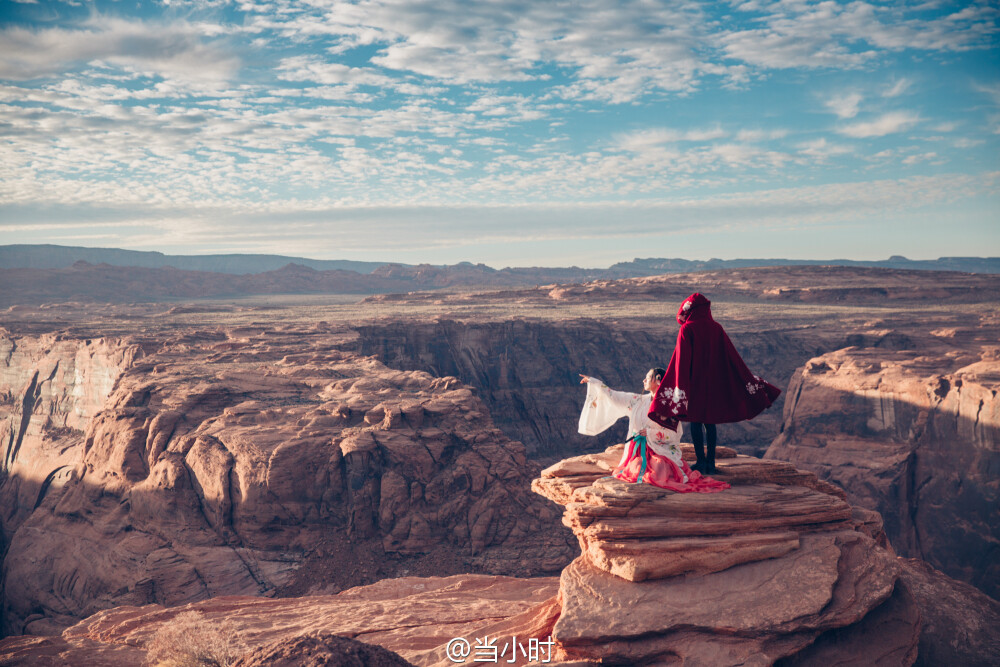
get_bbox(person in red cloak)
[648,293,781,474]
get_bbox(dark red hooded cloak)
[648,293,781,430]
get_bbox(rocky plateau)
[2,442,997,666]
[0,265,996,665]
[0,325,573,638]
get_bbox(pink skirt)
[613,439,730,493]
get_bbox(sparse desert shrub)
[144,610,249,667]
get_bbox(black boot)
[704,424,718,474]
[690,422,706,473]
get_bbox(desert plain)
[0,265,998,665]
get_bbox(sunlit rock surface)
[2,266,998,664]
[767,339,1000,598]
[0,326,574,636]
[3,445,997,665]
[0,575,559,667]
[531,446,922,664]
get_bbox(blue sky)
[0,0,997,267]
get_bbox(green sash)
[628,432,648,483]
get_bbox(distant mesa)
[0,244,388,275]
[2,244,998,276]
[609,255,1000,274]
[1,244,999,308]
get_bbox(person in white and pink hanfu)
[578,368,729,493]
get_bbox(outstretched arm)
[578,375,639,436]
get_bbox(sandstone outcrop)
[900,557,1000,667]
[766,340,1000,598]
[0,574,559,666]
[363,266,1000,307]
[2,266,998,663]
[532,444,925,664]
[232,633,415,667]
[0,326,574,636]
[0,333,142,533]
[4,447,998,665]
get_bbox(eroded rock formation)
[532,445,924,664]
[4,447,997,666]
[1,266,997,662]
[0,575,560,666]
[766,339,1000,598]
[0,326,574,636]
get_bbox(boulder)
[533,446,922,665]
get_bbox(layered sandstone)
[0,575,559,666]
[532,445,922,665]
[0,326,574,636]
[535,445,851,583]
[1,266,997,663]
[3,447,998,666]
[766,338,1000,598]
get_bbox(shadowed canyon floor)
[0,266,997,664]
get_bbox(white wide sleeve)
[578,378,636,436]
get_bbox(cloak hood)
[677,292,711,325]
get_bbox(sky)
[0,0,998,268]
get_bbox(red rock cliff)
[766,339,1000,599]
[0,325,574,636]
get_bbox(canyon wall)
[355,315,999,600]
[5,444,997,665]
[767,340,1000,599]
[0,334,142,536]
[350,319,820,459]
[0,326,574,637]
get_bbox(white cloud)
[797,138,853,160]
[902,151,939,165]
[615,126,728,151]
[824,92,863,118]
[720,30,875,69]
[0,18,239,85]
[5,173,993,256]
[973,82,1000,106]
[953,137,983,148]
[736,128,789,142]
[277,56,394,87]
[247,0,720,102]
[838,111,920,138]
[1,0,997,263]
[721,1,998,70]
[883,78,911,98]
[465,93,547,122]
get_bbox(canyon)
[1,443,997,665]
[0,325,574,638]
[0,265,997,664]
